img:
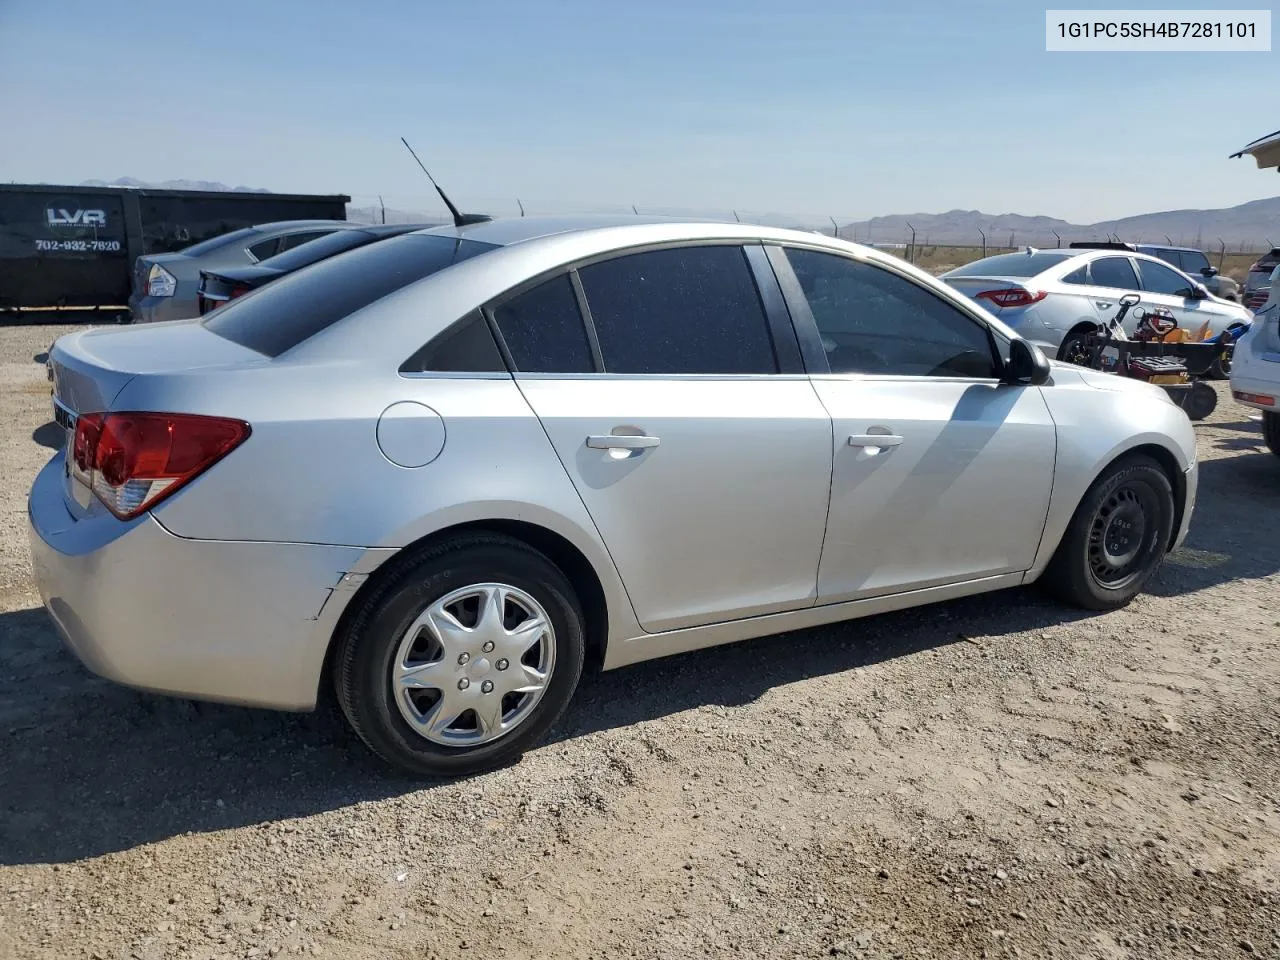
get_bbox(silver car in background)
[128,219,350,323]
[31,216,1198,776]
[941,246,1252,376]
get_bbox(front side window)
[576,245,778,375]
[491,274,595,373]
[1087,256,1140,291]
[1137,259,1196,297]
[784,248,998,379]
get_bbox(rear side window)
[945,251,1073,278]
[204,234,497,356]
[1088,257,1140,290]
[257,229,369,271]
[492,274,595,373]
[248,237,281,261]
[577,245,778,375]
[1061,265,1090,285]
[401,310,506,374]
[179,227,260,257]
[277,230,334,253]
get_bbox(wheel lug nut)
[457,652,470,665]
[481,680,494,694]
[482,641,495,653]
[496,658,509,671]
[457,678,470,690]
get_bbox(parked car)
[1243,247,1280,310]
[32,216,1198,776]
[197,223,432,314]
[129,219,352,323]
[1230,264,1280,454]
[940,244,1253,377]
[1132,244,1239,302]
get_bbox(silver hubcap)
[392,583,555,747]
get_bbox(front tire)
[1041,455,1175,611]
[1264,412,1280,458]
[333,534,585,777]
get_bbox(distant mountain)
[78,177,270,193]
[844,196,1280,248]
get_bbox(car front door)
[768,246,1057,603]
[1134,256,1230,337]
[490,244,834,634]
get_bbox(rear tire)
[1264,412,1280,459]
[1057,329,1096,367]
[1041,455,1175,611]
[1180,381,1218,421]
[332,534,585,777]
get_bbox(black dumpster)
[0,184,350,313]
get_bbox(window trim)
[766,242,1009,382]
[479,239,804,379]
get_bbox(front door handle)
[849,433,904,449]
[586,434,661,451]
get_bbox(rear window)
[203,234,497,356]
[178,227,260,257]
[945,251,1074,278]
[256,229,370,272]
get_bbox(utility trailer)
[0,184,349,319]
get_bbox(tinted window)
[945,251,1074,278]
[1181,250,1212,274]
[277,230,333,253]
[577,246,777,375]
[1137,259,1195,297]
[492,274,594,373]
[248,237,281,261]
[179,227,260,258]
[1088,257,1139,290]
[785,248,997,378]
[402,310,506,373]
[204,234,497,357]
[258,230,370,272]
[1062,265,1090,285]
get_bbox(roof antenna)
[399,137,491,227]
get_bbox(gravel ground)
[1,322,1277,960]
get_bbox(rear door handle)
[586,434,661,451]
[849,434,903,448]
[1095,300,1113,309]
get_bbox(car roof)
[411,213,735,247]
[249,219,352,232]
[1134,243,1205,254]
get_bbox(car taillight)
[145,264,177,297]
[71,412,250,519]
[229,284,251,300]
[975,287,1048,308]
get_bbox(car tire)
[1264,412,1280,459]
[1208,355,1230,379]
[1057,329,1095,367]
[332,533,586,777]
[1041,455,1175,611]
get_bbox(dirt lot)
[1,322,1277,960]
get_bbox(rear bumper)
[128,294,197,324]
[27,454,371,710]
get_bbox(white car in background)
[941,244,1253,377]
[1230,265,1280,455]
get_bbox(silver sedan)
[30,216,1198,776]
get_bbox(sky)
[0,0,1276,225]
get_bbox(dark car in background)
[1133,244,1240,302]
[197,223,433,314]
[129,219,354,323]
[1244,247,1280,310]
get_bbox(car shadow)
[31,421,63,450]
[2,429,1276,867]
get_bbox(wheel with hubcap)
[333,534,585,776]
[1041,455,1175,611]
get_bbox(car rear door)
[492,243,834,634]
[769,245,1056,602]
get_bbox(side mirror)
[1188,283,1210,300]
[1004,338,1051,386]
[1200,265,1219,277]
